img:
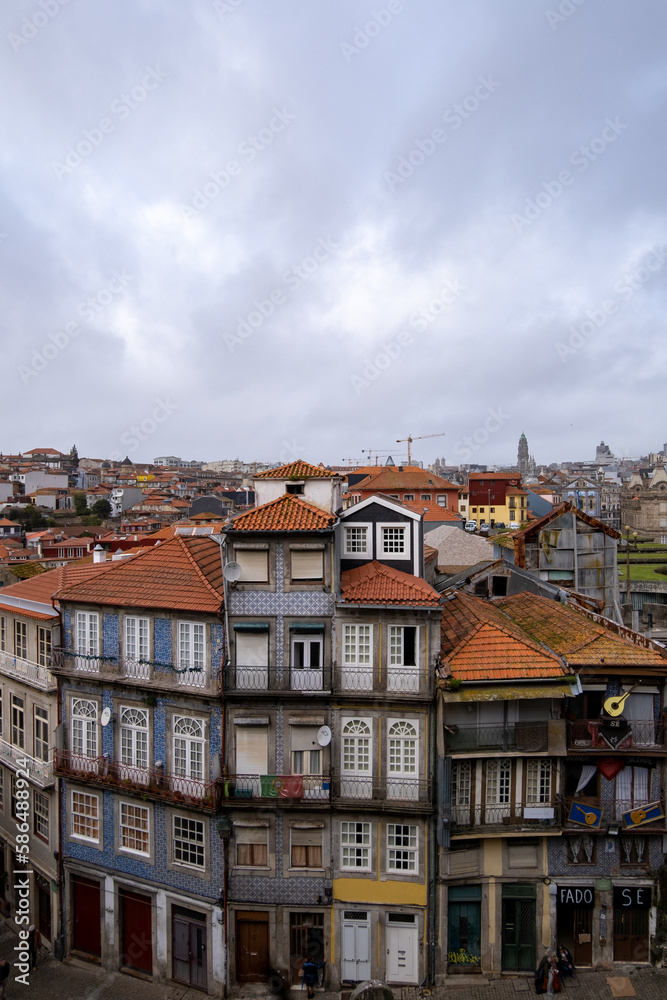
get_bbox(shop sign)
[613,886,652,909]
[557,886,594,906]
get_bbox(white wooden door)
[386,920,418,983]
[341,913,370,982]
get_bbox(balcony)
[53,749,221,811]
[52,649,220,690]
[0,740,53,788]
[332,774,432,809]
[445,722,549,754]
[0,650,56,692]
[450,800,560,831]
[223,665,332,694]
[567,719,666,753]
[338,664,423,695]
[222,773,330,802]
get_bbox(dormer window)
[343,525,370,557]
[286,482,304,495]
[378,524,410,560]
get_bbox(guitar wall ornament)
[594,684,639,750]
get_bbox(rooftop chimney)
[93,544,106,564]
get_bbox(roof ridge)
[178,536,224,601]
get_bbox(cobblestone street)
[0,900,664,1000]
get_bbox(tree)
[73,492,88,515]
[5,506,48,531]
[91,498,112,520]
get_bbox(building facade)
[53,536,227,994]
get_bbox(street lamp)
[624,524,638,607]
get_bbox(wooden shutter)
[236,632,268,666]
[236,550,268,582]
[290,726,319,752]
[290,551,323,580]
[236,727,268,774]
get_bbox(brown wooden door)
[121,889,152,974]
[236,912,270,983]
[72,876,101,957]
[614,908,649,962]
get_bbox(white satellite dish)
[223,561,242,582]
[101,707,111,727]
[317,725,332,747]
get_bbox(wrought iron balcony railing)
[221,773,331,801]
[449,800,560,830]
[0,740,54,788]
[53,749,220,810]
[223,663,429,695]
[332,774,432,806]
[0,650,56,691]
[567,719,665,751]
[445,722,549,754]
[51,649,220,689]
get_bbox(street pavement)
[0,917,664,1000]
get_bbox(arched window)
[71,699,98,763]
[341,719,372,799]
[387,721,418,801]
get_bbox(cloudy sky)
[2,0,666,468]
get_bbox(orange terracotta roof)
[495,592,667,669]
[400,500,463,521]
[340,561,440,606]
[446,620,567,681]
[0,604,56,621]
[0,518,20,527]
[254,461,337,480]
[0,561,120,608]
[55,535,224,613]
[355,468,460,492]
[230,494,336,532]
[440,590,569,680]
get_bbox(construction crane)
[396,433,446,465]
[362,449,408,466]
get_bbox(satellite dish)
[101,707,111,727]
[317,725,332,747]
[223,561,242,582]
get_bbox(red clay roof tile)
[230,494,336,532]
[254,461,338,480]
[340,561,440,606]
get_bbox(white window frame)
[14,621,27,660]
[71,698,98,765]
[173,716,205,791]
[75,611,99,671]
[177,622,206,687]
[37,627,52,668]
[342,623,372,691]
[387,719,418,801]
[451,760,472,824]
[172,814,205,870]
[340,821,371,870]
[387,626,419,692]
[342,523,372,559]
[71,790,100,843]
[119,800,150,856]
[376,523,411,561]
[123,616,150,677]
[526,758,552,804]
[11,694,24,749]
[341,718,372,799]
[33,789,49,842]
[0,616,5,652]
[386,823,418,872]
[34,706,49,762]
[119,705,149,779]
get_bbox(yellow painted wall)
[483,839,503,877]
[333,878,427,906]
